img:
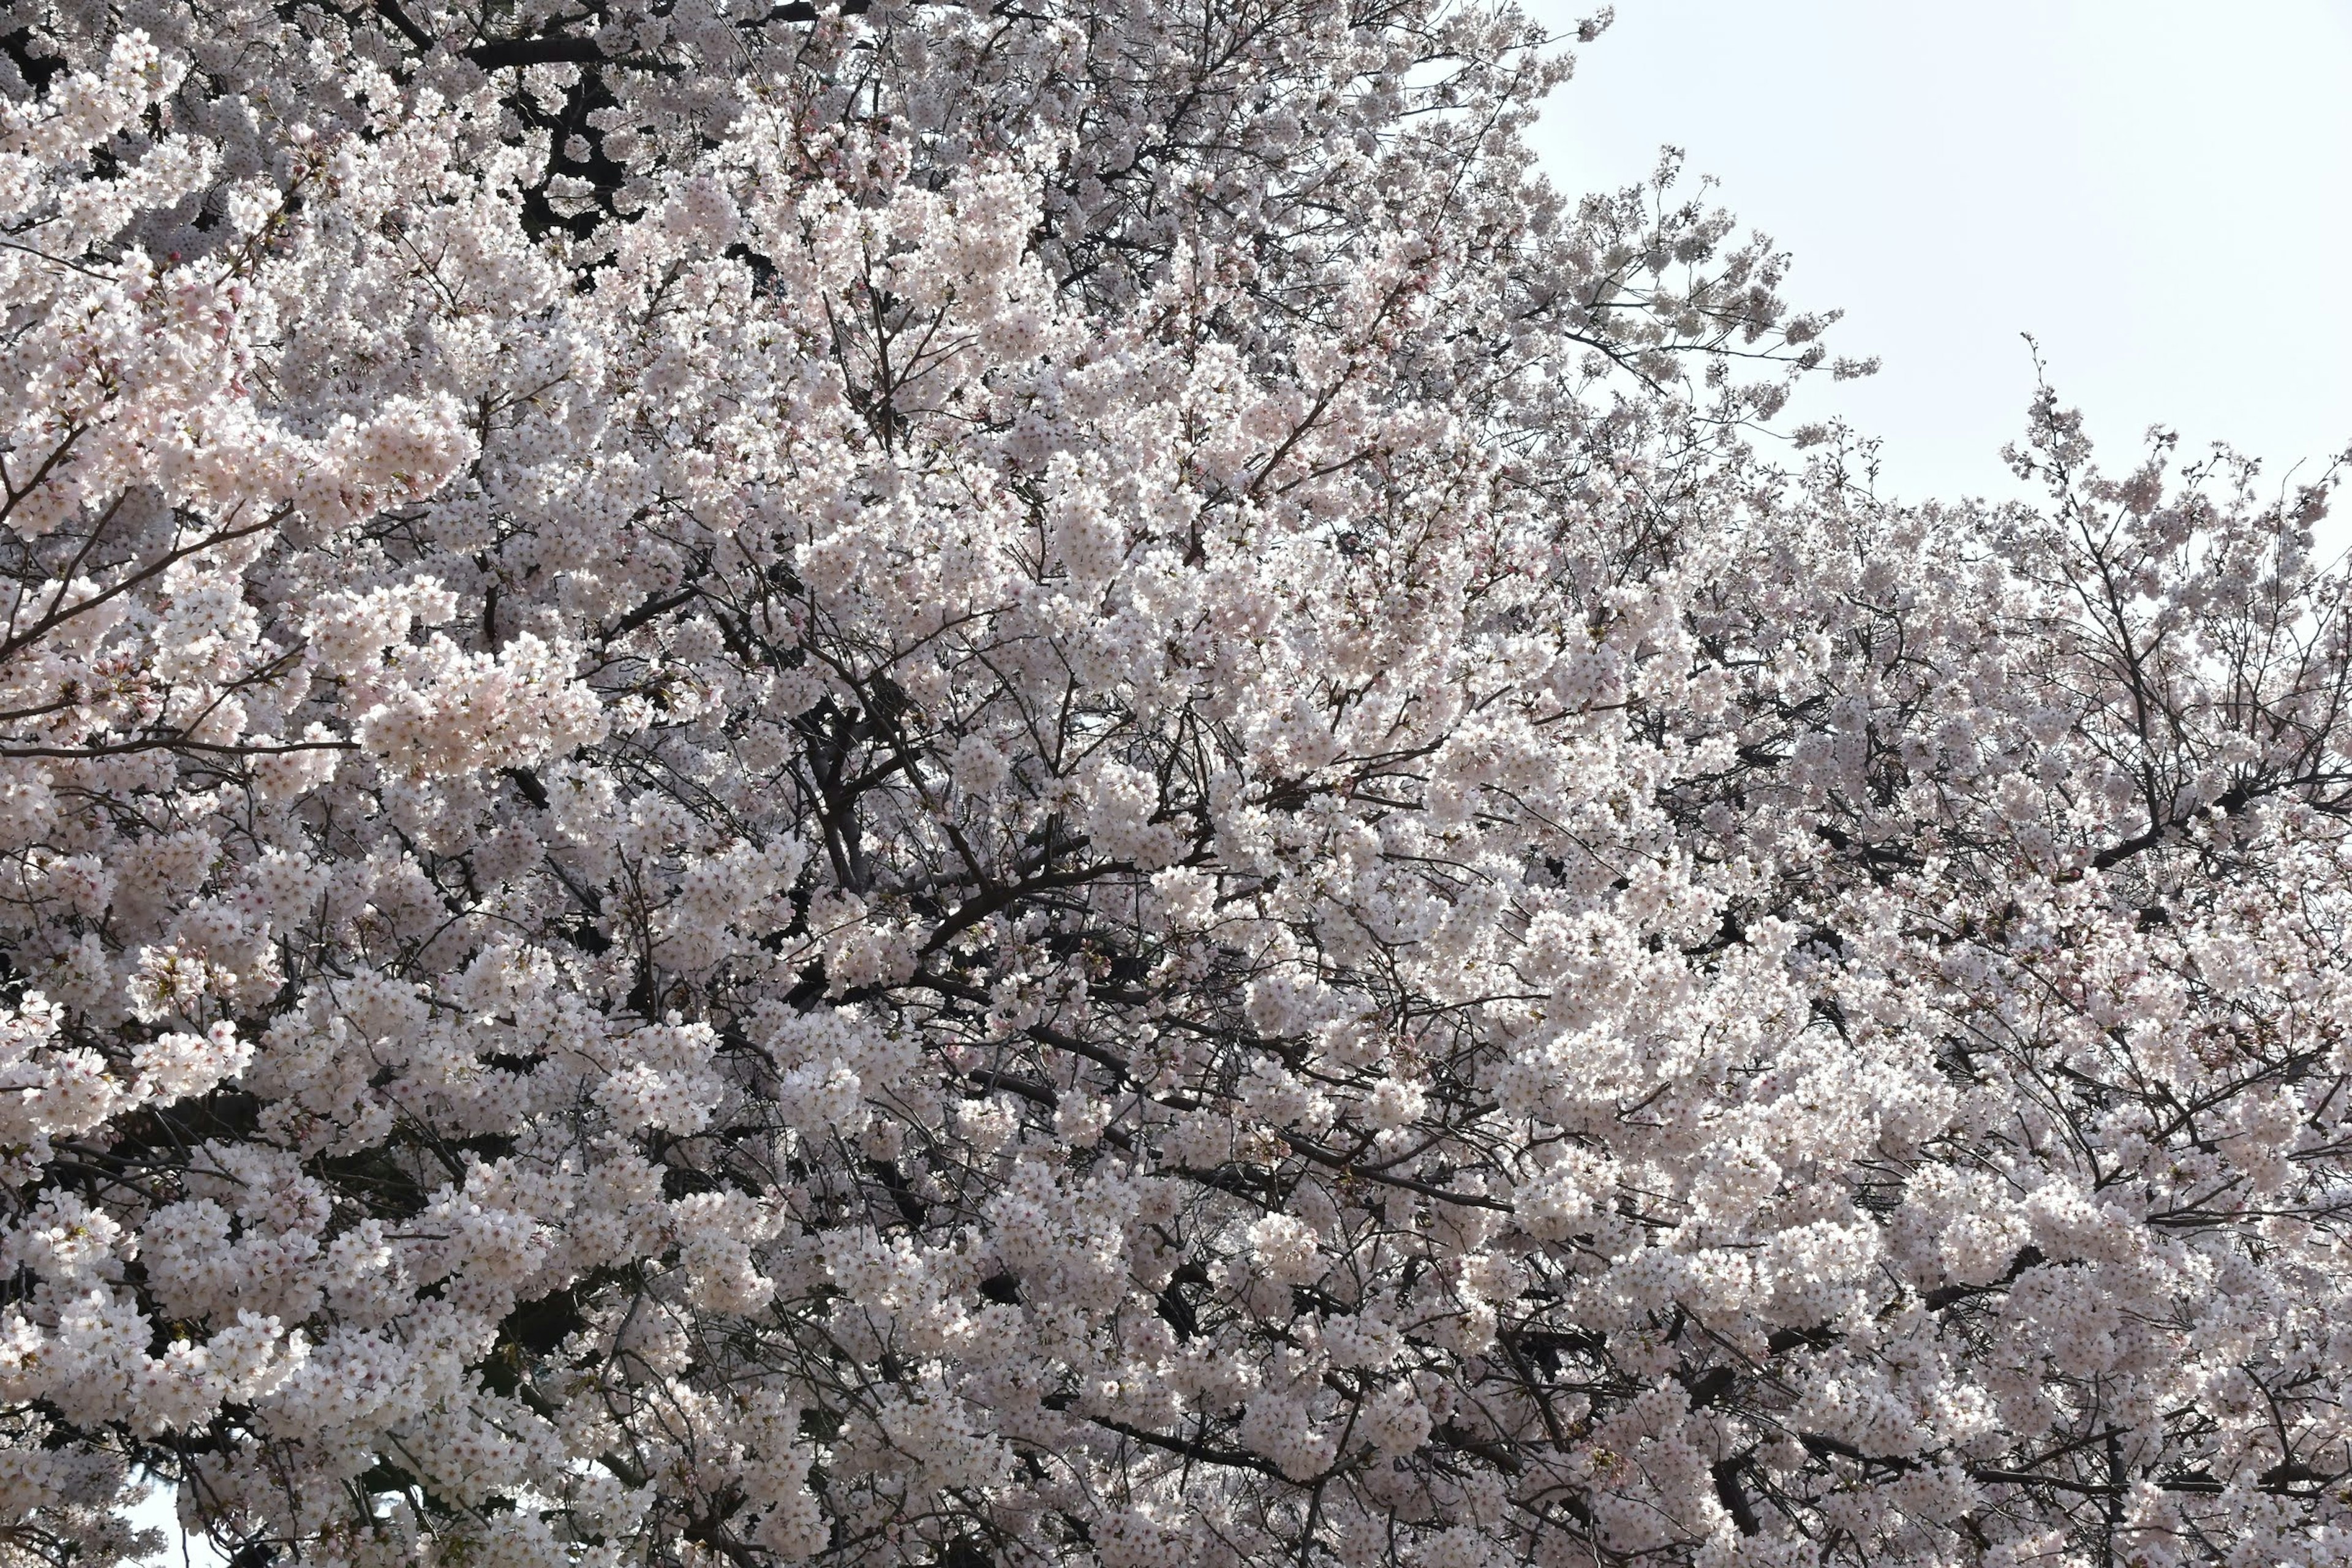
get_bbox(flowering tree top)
[0,5,2346,1568]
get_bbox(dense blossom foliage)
[0,4,2348,1567]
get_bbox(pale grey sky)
[1527,0,2352,508]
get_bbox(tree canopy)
[0,4,2347,1566]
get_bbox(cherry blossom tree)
[0,4,2348,1567]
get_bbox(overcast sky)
[1526,0,2352,511]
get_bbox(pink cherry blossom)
[0,8,2345,1568]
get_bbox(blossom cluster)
[0,6,2345,1568]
